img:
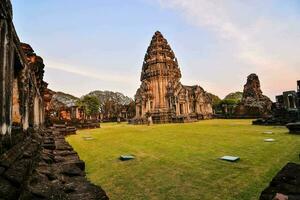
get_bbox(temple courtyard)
[66,120,300,200]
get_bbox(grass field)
[66,119,300,200]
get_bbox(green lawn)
[66,119,300,200]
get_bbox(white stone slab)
[263,131,273,134]
[264,138,275,142]
[220,156,240,162]
[82,136,94,141]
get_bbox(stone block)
[0,177,18,200]
[220,156,240,162]
[286,122,300,134]
[120,155,135,161]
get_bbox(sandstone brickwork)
[235,73,272,118]
[134,31,212,123]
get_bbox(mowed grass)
[66,119,300,200]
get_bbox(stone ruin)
[44,89,100,130]
[260,162,300,200]
[253,80,300,127]
[0,1,108,199]
[133,31,213,124]
[257,81,300,198]
[234,73,273,118]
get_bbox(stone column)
[33,95,40,127]
[0,20,8,135]
[147,99,151,113]
[136,104,140,117]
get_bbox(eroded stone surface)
[260,162,300,200]
[235,73,272,118]
[134,31,213,124]
[0,128,108,200]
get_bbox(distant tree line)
[208,91,243,117]
[77,90,135,121]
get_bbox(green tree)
[224,91,243,103]
[77,96,100,117]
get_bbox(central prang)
[134,31,213,124]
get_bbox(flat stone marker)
[220,156,240,162]
[264,138,275,142]
[263,131,273,134]
[119,155,135,161]
[82,136,94,141]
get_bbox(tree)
[224,91,243,103]
[207,93,221,110]
[77,96,100,117]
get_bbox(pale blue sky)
[12,0,300,99]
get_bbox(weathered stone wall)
[0,1,46,149]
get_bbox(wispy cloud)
[155,0,300,98]
[46,60,136,84]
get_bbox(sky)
[12,0,300,100]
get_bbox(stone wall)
[0,0,48,153]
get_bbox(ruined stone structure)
[0,1,45,151]
[45,91,100,129]
[235,73,272,118]
[253,80,300,126]
[46,90,84,122]
[260,162,300,200]
[134,31,212,123]
[275,81,300,112]
[0,1,108,199]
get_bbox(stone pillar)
[12,79,21,124]
[136,104,140,118]
[33,95,40,127]
[0,20,8,135]
[40,99,44,125]
[141,102,144,117]
[147,99,151,113]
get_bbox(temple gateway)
[134,31,213,123]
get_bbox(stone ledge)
[260,162,300,200]
[0,128,109,200]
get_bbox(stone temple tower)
[134,31,213,123]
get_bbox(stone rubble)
[260,162,300,200]
[0,127,108,200]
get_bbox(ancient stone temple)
[134,31,213,123]
[235,73,272,118]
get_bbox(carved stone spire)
[140,31,181,82]
[134,31,213,123]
